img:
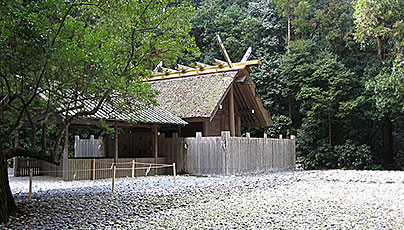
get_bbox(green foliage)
[273,0,316,40]
[353,0,404,59]
[334,140,374,169]
[298,138,335,169]
[366,62,404,115]
[266,115,293,138]
[191,0,283,62]
[0,0,199,221]
[190,0,404,170]
[191,0,404,170]
[0,0,199,161]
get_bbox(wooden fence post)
[29,168,33,201]
[112,165,116,193]
[131,160,135,183]
[173,163,176,187]
[135,160,138,177]
[92,158,96,181]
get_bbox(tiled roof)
[149,71,237,118]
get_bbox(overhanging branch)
[4,147,60,165]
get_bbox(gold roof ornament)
[143,35,261,82]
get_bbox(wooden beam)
[144,60,261,82]
[216,35,233,68]
[241,47,252,62]
[213,58,227,66]
[236,116,241,137]
[153,124,158,175]
[221,114,226,131]
[203,121,209,137]
[229,84,235,136]
[177,64,196,72]
[184,117,210,123]
[196,62,211,69]
[161,67,177,74]
[153,61,163,73]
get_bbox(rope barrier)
[26,161,177,200]
[115,165,174,171]
[35,168,113,174]
[94,160,133,165]
[91,159,169,166]
[22,163,175,174]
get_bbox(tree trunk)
[328,112,332,146]
[0,155,17,223]
[382,116,394,167]
[376,36,385,60]
[288,96,292,119]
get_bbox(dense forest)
[188,0,404,170]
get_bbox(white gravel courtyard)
[2,170,404,229]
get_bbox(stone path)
[2,170,404,229]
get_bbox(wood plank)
[229,85,235,136]
[216,35,233,68]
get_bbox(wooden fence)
[74,135,105,158]
[64,157,169,181]
[13,158,41,176]
[160,131,296,176]
[14,131,295,179]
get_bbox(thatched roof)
[144,39,272,126]
[149,71,237,119]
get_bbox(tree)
[280,40,360,169]
[0,0,198,222]
[273,0,315,45]
[353,0,404,60]
[353,0,404,166]
[191,0,288,136]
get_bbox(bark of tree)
[0,152,17,223]
[328,112,332,146]
[376,36,385,60]
[0,146,60,223]
[382,116,394,167]
[375,36,393,168]
[288,96,292,119]
[287,13,291,48]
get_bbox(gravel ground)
[2,170,404,229]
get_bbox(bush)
[266,115,293,138]
[299,139,335,169]
[334,140,374,170]
[299,138,380,170]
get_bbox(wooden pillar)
[176,126,182,138]
[221,114,225,131]
[236,115,241,137]
[63,125,69,181]
[228,84,235,136]
[203,121,209,137]
[114,122,118,165]
[153,124,158,175]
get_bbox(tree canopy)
[0,0,198,222]
[190,0,404,170]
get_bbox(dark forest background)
[188,0,404,170]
